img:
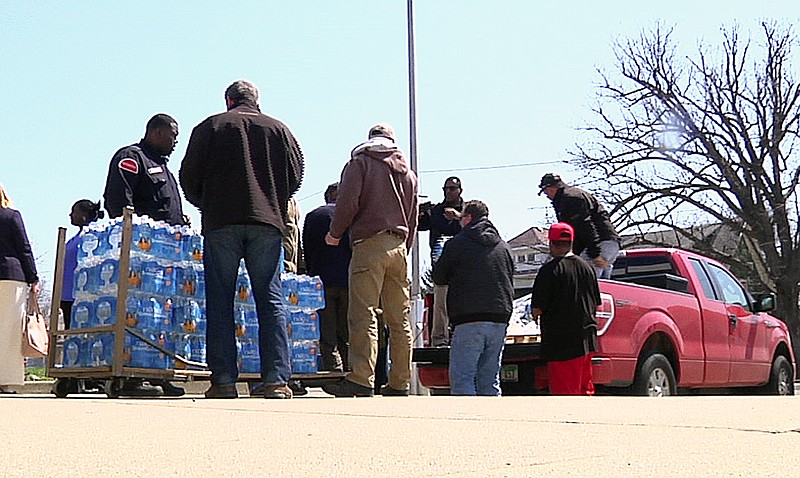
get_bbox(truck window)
[706,263,749,308]
[688,258,717,300]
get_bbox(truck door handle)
[729,314,738,327]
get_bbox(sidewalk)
[1,392,799,477]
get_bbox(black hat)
[538,173,562,191]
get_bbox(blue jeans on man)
[204,224,291,387]
[581,239,621,279]
[449,321,508,396]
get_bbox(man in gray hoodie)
[323,123,419,397]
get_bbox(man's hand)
[325,232,340,246]
[443,207,461,221]
[592,256,609,269]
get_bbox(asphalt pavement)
[1,382,799,477]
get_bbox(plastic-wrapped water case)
[290,340,319,373]
[287,310,320,340]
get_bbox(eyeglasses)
[443,186,460,191]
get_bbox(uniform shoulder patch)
[118,158,139,174]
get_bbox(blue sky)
[1,0,797,284]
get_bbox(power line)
[420,160,567,174]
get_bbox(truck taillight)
[596,293,615,336]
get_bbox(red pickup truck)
[413,248,795,396]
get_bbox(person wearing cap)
[418,176,464,346]
[538,173,620,279]
[180,80,304,399]
[323,123,419,397]
[432,200,514,396]
[530,222,601,395]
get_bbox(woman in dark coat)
[0,184,40,393]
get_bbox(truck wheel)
[762,355,794,396]
[633,353,676,397]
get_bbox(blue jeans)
[203,224,290,386]
[449,321,507,396]
[581,240,621,279]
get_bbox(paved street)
[1,383,799,477]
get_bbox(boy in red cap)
[530,222,601,395]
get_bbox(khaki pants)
[0,281,27,386]
[347,232,412,390]
[430,284,450,346]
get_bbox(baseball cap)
[538,173,562,194]
[368,123,396,141]
[548,222,574,241]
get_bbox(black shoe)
[380,385,410,396]
[119,379,163,397]
[322,379,374,398]
[248,382,265,397]
[154,381,185,397]
[289,380,308,396]
[204,384,238,399]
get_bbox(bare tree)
[574,22,800,357]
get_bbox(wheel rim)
[777,366,791,395]
[647,369,670,397]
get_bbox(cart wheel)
[52,378,75,398]
[105,378,125,398]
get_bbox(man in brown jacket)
[323,123,418,397]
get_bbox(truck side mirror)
[752,293,776,313]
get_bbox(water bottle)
[239,338,260,373]
[97,258,119,293]
[63,337,83,368]
[78,228,100,262]
[125,293,140,327]
[183,231,203,262]
[88,334,114,367]
[93,296,117,326]
[281,272,299,308]
[71,301,92,329]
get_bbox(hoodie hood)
[351,137,409,174]
[463,217,501,246]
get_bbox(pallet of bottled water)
[66,215,206,369]
[237,270,325,374]
[65,214,326,375]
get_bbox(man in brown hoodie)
[323,123,419,397]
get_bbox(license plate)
[501,364,518,382]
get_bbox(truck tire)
[632,353,676,397]
[761,355,794,396]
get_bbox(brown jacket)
[330,138,418,250]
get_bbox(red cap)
[548,222,574,241]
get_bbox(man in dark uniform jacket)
[531,222,601,395]
[102,113,187,397]
[103,113,186,226]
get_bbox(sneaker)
[263,384,293,399]
[322,379,374,398]
[204,384,239,399]
[153,380,185,397]
[119,379,163,397]
[380,385,409,396]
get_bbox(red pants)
[547,354,594,396]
